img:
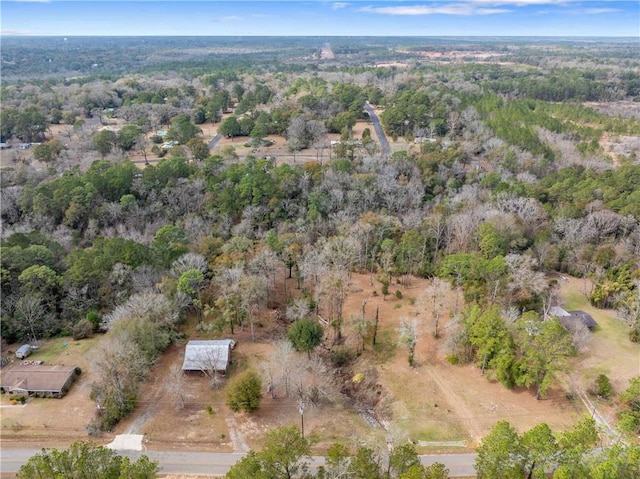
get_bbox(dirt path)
[423,365,483,443]
[225,416,249,453]
[557,374,621,443]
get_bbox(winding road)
[0,447,478,477]
[364,102,391,156]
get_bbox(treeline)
[3,151,640,342]
[225,419,640,479]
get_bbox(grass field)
[26,336,100,364]
[560,277,639,395]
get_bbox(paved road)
[0,447,477,477]
[208,133,222,149]
[364,102,391,156]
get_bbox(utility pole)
[298,399,306,438]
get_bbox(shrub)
[596,374,613,399]
[330,347,352,368]
[72,318,94,340]
[86,311,101,330]
[226,370,262,413]
[395,290,403,299]
[286,318,323,358]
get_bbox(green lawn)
[564,291,633,346]
[562,281,639,392]
[28,336,99,364]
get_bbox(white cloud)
[584,8,620,14]
[360,4,511,16]
[332,2,349,9]
[467,0,573,5]
[1,29,35,35]
[219,15,242,22]
[358,0,615,16]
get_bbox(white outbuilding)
[181,339,236,374]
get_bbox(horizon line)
[2,34,637,38]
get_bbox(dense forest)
[1,36,639,476]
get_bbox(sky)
[1,0,638,37]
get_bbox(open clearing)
[2,273,636,456]
[557,276,640,432]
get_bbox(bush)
[595,374,613,399]
[226,370,262,413]
[330,347,353,368]
[86,311,101,330]
[395,290,403,299]
[72,318,94,340]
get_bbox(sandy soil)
[2,273,634,455]
[340,274,580,446]
[124,273,585,453]
[599,133,640,165]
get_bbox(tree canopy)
[17,442,158,479]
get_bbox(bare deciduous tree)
[167,363,189,409]
[101,292,178,330]
[90,334,149,420]
[269,340,295,398]
[504,254,548,306]
[171,252,208,277]
[10,295,52,342]
[398,318,419,367]
[192,347,227,389]
[425,278,452,338]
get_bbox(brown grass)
[5,274,635,453]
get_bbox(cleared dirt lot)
[2,274,635,455]
[111,274,585,453]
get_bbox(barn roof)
[0,364,78,394]
[182,339,235,372]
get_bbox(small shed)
[182,339,236,374]
[0,364,80,398]
[15,345,32,360]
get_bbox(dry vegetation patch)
[339,274,580,447]
[3,275,635,453]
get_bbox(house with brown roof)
[0,364,81,398]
